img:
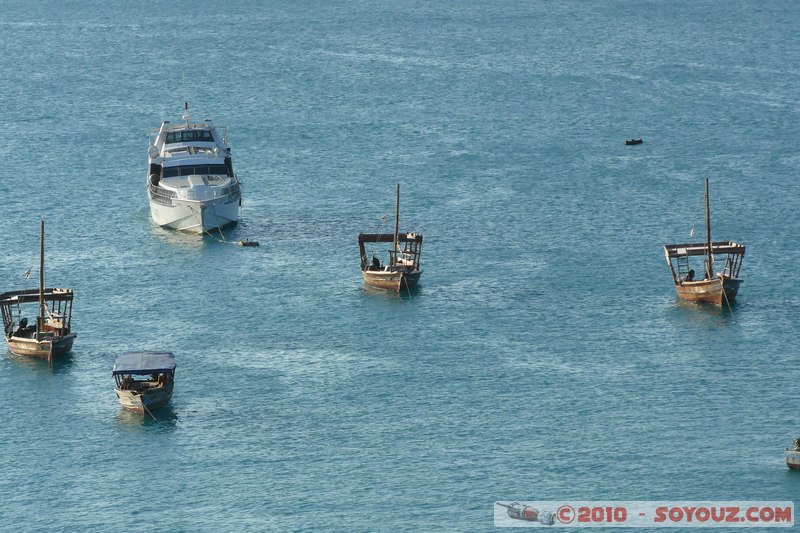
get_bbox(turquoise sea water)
[1,1,800,530]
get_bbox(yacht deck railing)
[149,179,241,204]
[149,183,177,205]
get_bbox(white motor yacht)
[147,104,241,234]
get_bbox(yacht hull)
[146,113,241,235]
[674,277,741,307]
[149,196,239,234]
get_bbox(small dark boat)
[625,138,643,145]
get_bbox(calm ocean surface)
[1,1,799,531]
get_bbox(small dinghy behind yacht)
[147,102,241,234]
[113,351,176,413]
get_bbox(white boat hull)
[149,196,239,234]
[147,113,241,235]
[786,449,800,470]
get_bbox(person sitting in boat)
[14,317,29,336]
[371,256,382,270]
[684,269,695,282]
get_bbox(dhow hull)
[362,270,422,292]
[675,277,741,307]
[6,333,76,359]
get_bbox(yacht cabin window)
[162,164,229,178]
[165,130,215,144]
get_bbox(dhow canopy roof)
[112,351,176,375]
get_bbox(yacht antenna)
[183,100,191,123]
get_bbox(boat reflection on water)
[149,224,208,250]
[674,297,735,315]
[360,283,420,301]
[150,220,259,248]
[6,350,74,374]
[667,298,736,329]
[115,403,179,429]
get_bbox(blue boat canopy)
[112,351,176,375]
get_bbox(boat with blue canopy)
[112,351,176,413]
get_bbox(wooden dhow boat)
[358,184,423,292]
[0,221,76,361]
[663,178,745,307]
[113,351,176,413]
